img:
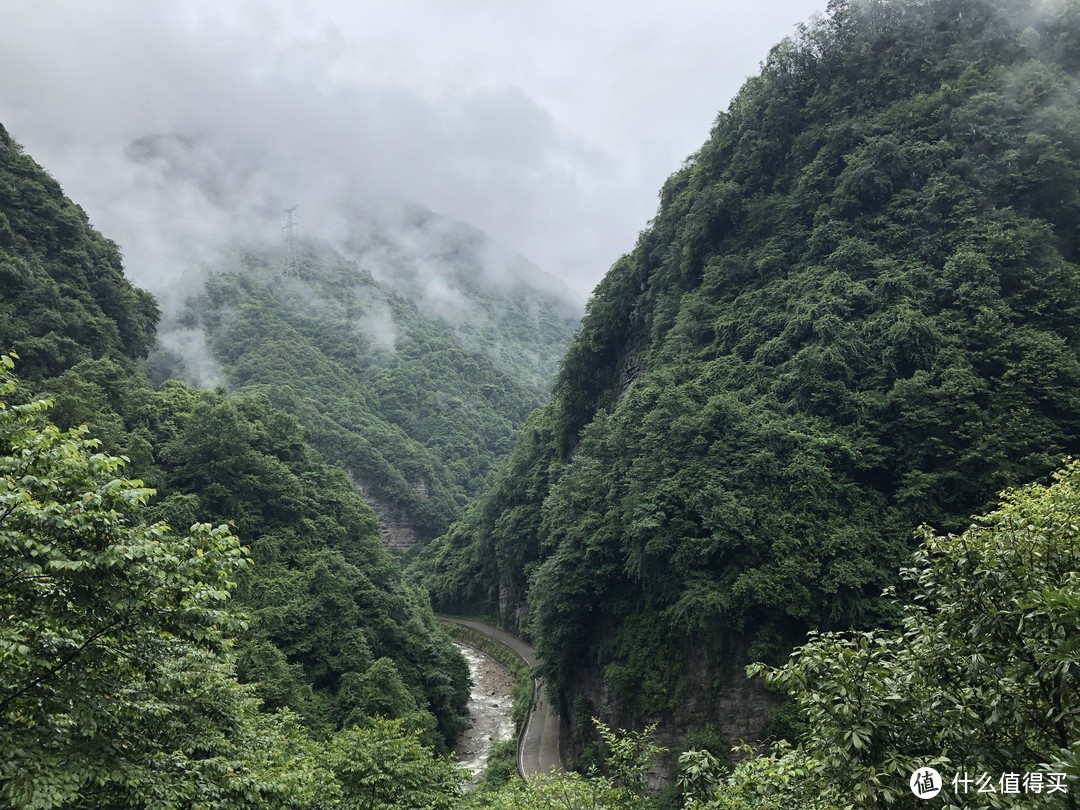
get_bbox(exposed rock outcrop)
[349,473,428,549]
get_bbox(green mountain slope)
[0,124,469,759]
[124,130,581,401]
[339,202,580,390]
[0,124,158,378]
[155,233,579,547]
[414,0,1080,767]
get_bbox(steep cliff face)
[415,0,1080,774]
[564,637,778,789]
[352,474,430,549]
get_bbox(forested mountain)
[0,126,158,379]
[151,232,578,547]
[9,0,1080,804]
[336,202,580,390]
[0,123,474,805]
[120,128,581,395]
[413,0,1080,778]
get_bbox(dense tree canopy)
[703,461,1080,808]
[33,359,473,747]
[0,125,158,378]
[0,124,471,763]
[0,371,469,807]
[413,0,1080,765]
[152,236,578,544]
[0,354,330,808]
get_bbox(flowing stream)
[452,642,516,782]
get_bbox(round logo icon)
[910,767,943,799]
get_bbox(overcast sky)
[1,0,829,301]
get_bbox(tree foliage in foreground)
[329,717,466,810]
[0,354,323,807]
[725,461,1080,809]
[0,354,473,809]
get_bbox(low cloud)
[1,0,830,304]
[154,326,224,389]
[354,299,399,353]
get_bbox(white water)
[452,642,516,781]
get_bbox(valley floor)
[452,642,516,782]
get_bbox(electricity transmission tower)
[281,205,300,277]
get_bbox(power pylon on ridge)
[281,205,300,277]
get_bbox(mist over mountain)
[1,1,842,307]
[111,127,581,315]
[117,127,577,375]
[0,122,474,806]
[106,128,582,549]
[148,233,578,548]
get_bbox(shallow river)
[452,642,517,780]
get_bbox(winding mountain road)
[440,617,564,778]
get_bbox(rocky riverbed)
[452,642,517,781]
